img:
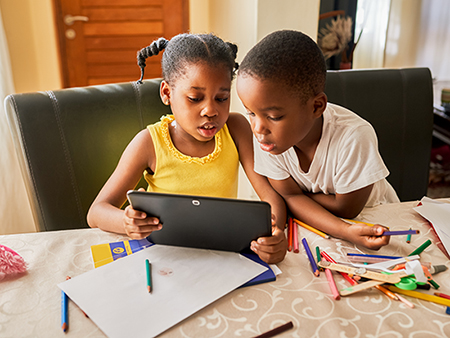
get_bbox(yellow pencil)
[293,219,330,239]
[343,219,375,227]
[387,286,450,307]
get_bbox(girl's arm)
[87,129,162,239]
[227,113,288,263]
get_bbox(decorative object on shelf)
[318,10,362,69]
[442,88,450,113]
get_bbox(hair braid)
[136,37,169,84]
[136,33,238,85]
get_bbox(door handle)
[64,15,89,25]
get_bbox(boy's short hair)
[239,30,326,103]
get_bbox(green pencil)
[406,228,412,243]
[408,239,432,256]
[146,259,152,293]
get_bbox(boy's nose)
[251,117,268,135]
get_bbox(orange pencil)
[374,285,398,300]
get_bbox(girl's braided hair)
[137,33,239,85]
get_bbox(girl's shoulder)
[226,112,251,133]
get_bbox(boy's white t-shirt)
[253,103,400,207]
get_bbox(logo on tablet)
[192,200,200,206]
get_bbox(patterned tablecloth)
[1,200,449,337]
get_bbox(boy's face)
[236,74,326,155]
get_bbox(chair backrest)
[324,68,433,202]
[5,79,169,231]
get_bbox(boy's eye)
[268,116,283,121]
[188,97,201,102]
[244,110,255,117]
[216,97,229,102]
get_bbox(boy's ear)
[160,80,171,105]
[312,92,327,117]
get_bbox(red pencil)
[434,292,450,300]
[320,251,357,286]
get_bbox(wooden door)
[53,0,189,88]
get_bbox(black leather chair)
[4,68,433,232]
[5,79,170,231]
[325,68,433,202]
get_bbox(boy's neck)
[294,115,323,172]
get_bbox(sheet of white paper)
[59,245,267,338]
[413,197,450,257]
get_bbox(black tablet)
[127,191,272,252]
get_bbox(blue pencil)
[302,238,319,277]
[61,289,68,332]
[383,229,419,236]
[347,253,402,260]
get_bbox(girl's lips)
[198,125,217,138]
[260,142,275,152]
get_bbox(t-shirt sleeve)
[334,124,389,194]
[253,136,290,180]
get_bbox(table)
[1,200,450,337]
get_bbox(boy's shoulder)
[325,103,372,130]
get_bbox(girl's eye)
[245,111,255,118]
[188,97,201,102]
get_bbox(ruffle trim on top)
[159,115,222,164]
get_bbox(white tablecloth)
[1,200,449,337]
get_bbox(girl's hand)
[123,205,162,239]
[251,225,288,264]
[344,223,390,250]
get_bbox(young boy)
[237,30,400,252]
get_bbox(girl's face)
[161,62,231,144]
[236,74,326,155]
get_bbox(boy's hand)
[251,226,288,264]
[123,205,162,239]
[344,223,390,250]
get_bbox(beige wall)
[0,0,62,93]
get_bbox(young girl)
[87,33,287,263]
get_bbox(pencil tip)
[62,323,68,332]
[148,286,152,293]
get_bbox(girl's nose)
[201,100,218,117]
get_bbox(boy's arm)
[269,176,390,250]
[304,184,374,219]
[227,113,287,263]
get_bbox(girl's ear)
[160,80,171,105]
[312,92,327,117]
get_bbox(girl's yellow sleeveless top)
[144,115,239,198]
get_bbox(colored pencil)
[253,321,294,338]
[408,239,432,256]
[395,293,415,308]
[288,218,293,252]
[374,285,398,300]
[321,250,357,286]
[324,268,340,300]
[406,228,412,243]
[382,230,419,236]
[293,221,299,253]
[146,259,152,293]
[293,218,330,239]
[347,253,402,260]
[344,219,375,226]
[302,238,319,277]
[434,292,450,300]
[61,288,68,332]
[388,286,450,307]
